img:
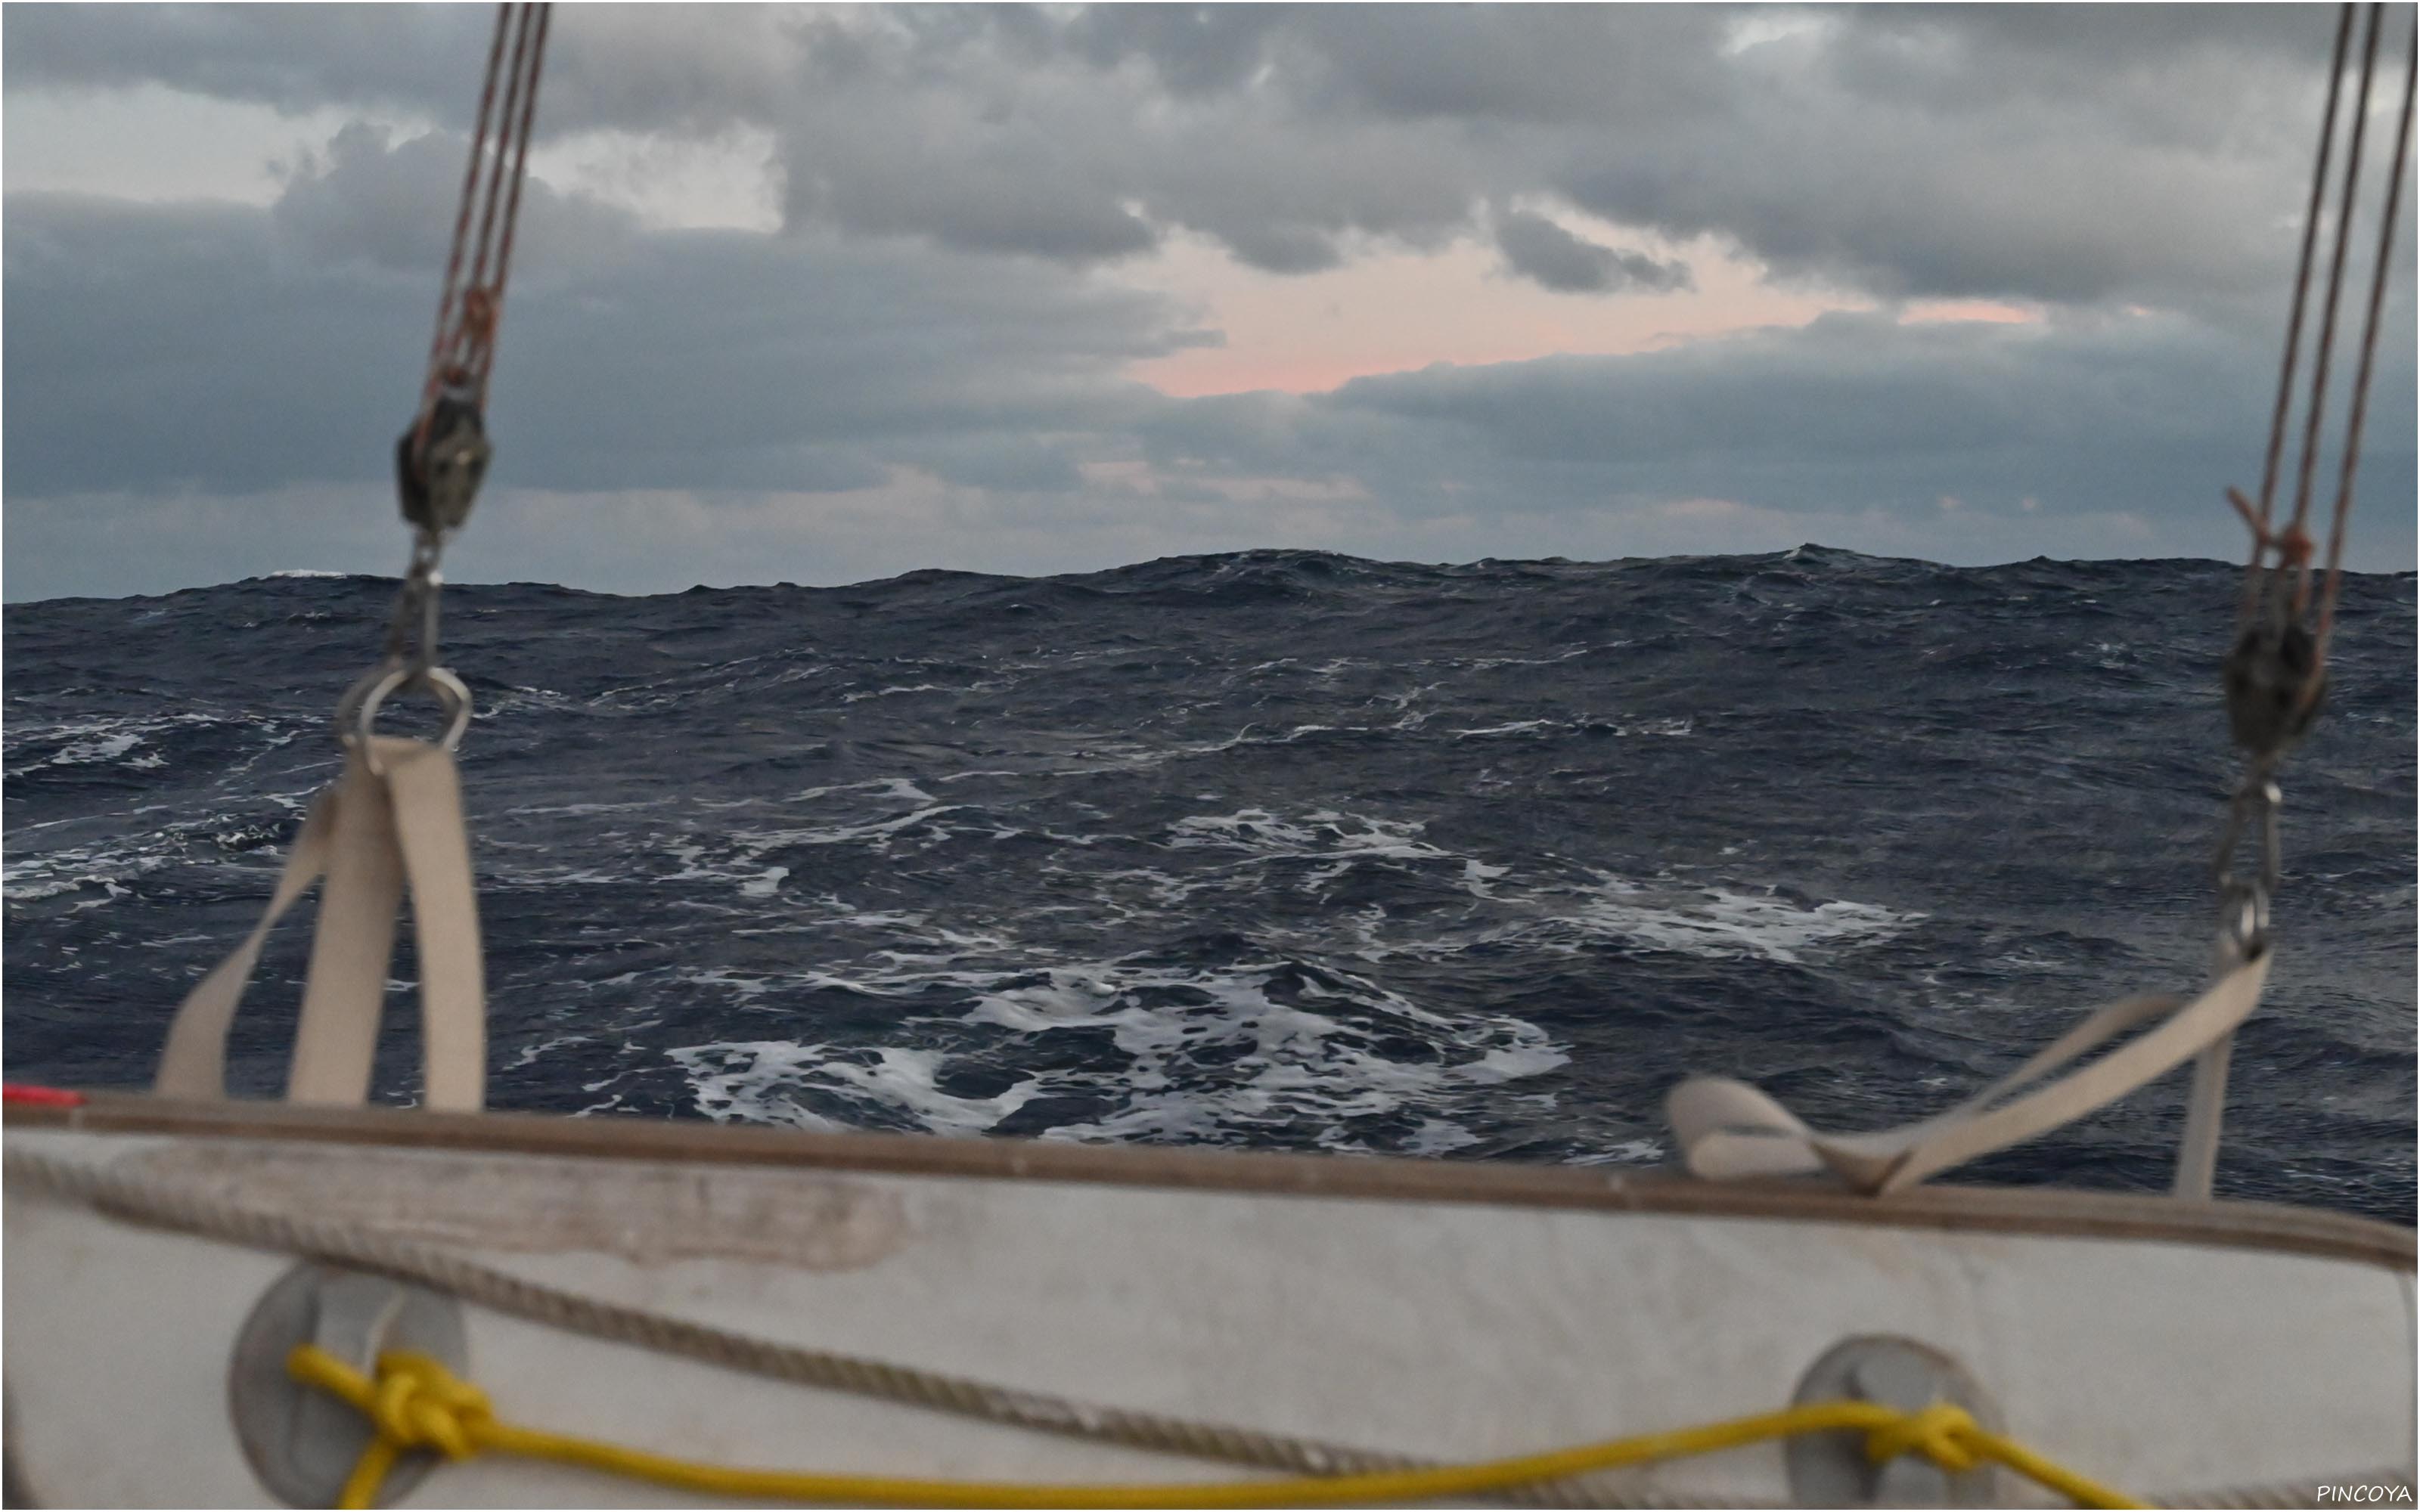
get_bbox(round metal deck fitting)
[1786,1334,2000,1507]
[228,1262,467,1507]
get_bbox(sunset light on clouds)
[1125,218,1873,398]
[2,5,2411,599]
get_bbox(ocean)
[5,546,2412,1221]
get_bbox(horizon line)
[10,541,2414,610]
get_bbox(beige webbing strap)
[287,746,405,1105]
[1668,953,2271,1194]
[154,736,486,1112]
[384,740,485,1112]
[153,792,340,1101]
[2173,1033,2235,1201]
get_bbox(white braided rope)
[5,1145,1739,1509]
[10,1142,2390,1509]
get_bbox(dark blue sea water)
[5,547,2412,1221]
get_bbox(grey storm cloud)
[4,4,2413,600]
[3,124,1205,507]
[0,4,806,137]
[11,113,2410,593]
[0,5,2357,304]
[1335,311,2416,522]
[0,5,492,119]
[1493,209,1694,296]
[1118,305,2420,533]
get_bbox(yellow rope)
[287,1343,2145,1510]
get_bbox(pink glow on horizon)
[1118,224,1876,398]
[1900,299,2043,326]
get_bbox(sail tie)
[154,739,486,1111]
[1668,956,2268,1194]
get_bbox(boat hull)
[5,1096,2412,1507]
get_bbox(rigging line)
[479,5,553,403]
[407,3,550,463]
[455,8,535,389]
[2240,2,2356,627]
[460,7,537,333]
[2280,2,2386,618]
[420,8,513,433]
[2306,12,2419,704]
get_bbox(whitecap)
[663,955,1568,1151]
[1566,878,1919,964]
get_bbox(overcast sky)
[5,3,2414,601]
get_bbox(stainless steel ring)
[346,664,473,775]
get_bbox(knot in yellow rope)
[283,1343,2142,1510]
[287,1345,496,1467]
[368,1351,493,1459]
[1864,1401,1982,1474]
